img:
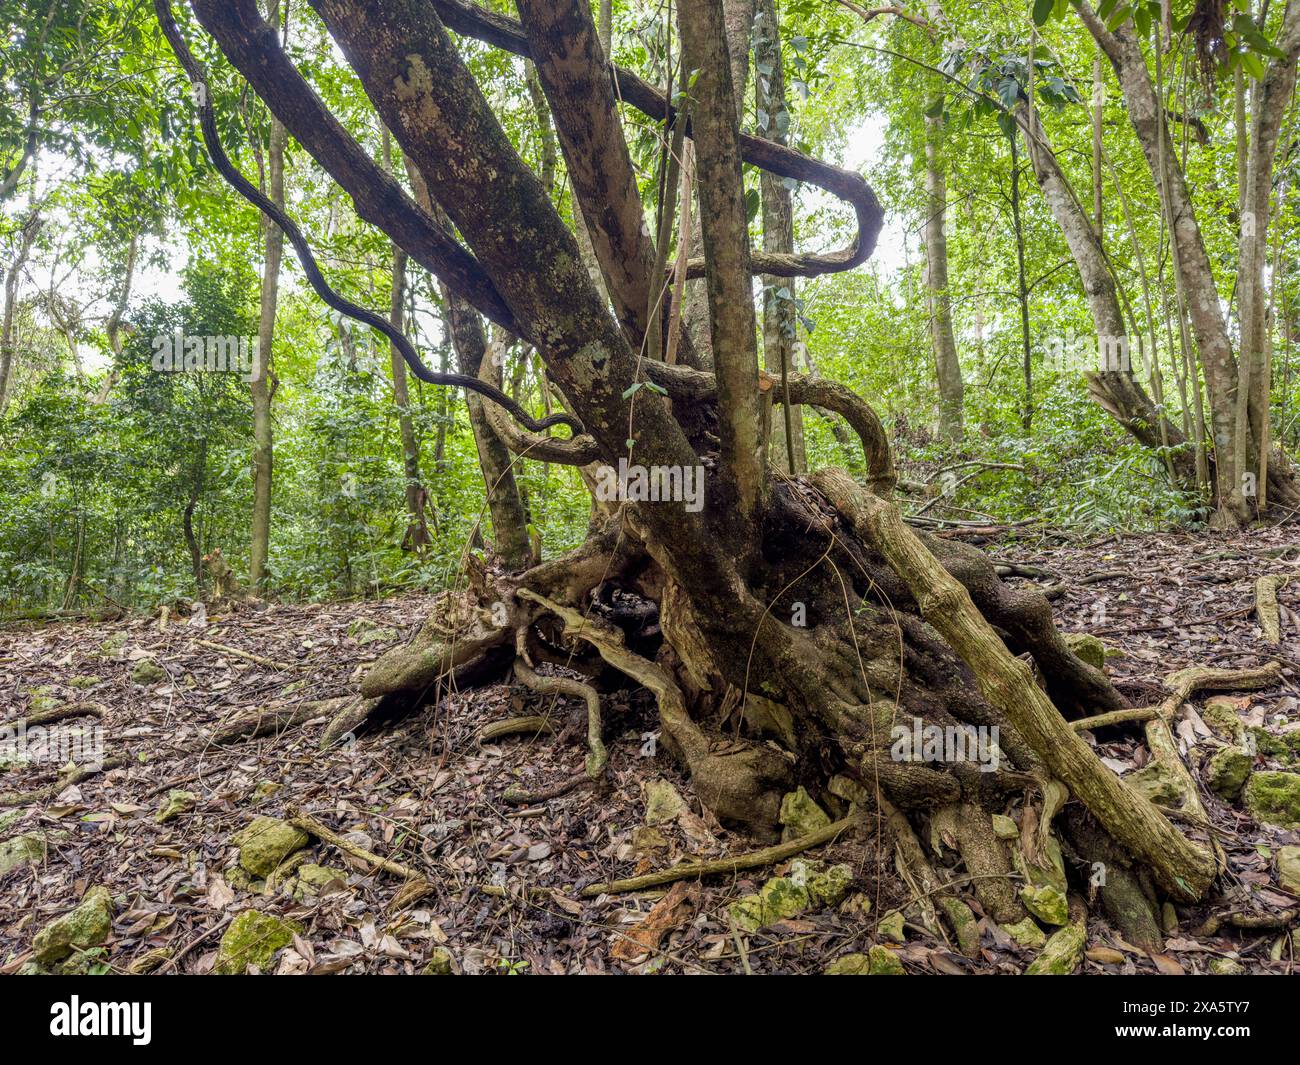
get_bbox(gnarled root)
[519,587,792,834]
[810,467,1217,902]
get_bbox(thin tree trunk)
[0,213,42,413]
[249,0,286,589]
[755,0,807,470]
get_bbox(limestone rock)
[1020,884,1069,926]
[232,816,310,878]
[31,886,114,965]
[130,658,165,685]
[877,909,906,943]
[1201,698,1244,741]
[1277,845,1300,893]
[1025,917,1086,975]
[155,789,197,824]
[643,779,687,826]
[1243,771,1300,830]
[0,832,47,874]
[213,909,300,975]
[779,786,831,841]
[1003,917,1047,949]
[1205,747,1252,801]
[1064,632,1106,670]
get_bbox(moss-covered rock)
[642,779,687,826]
[422,947,455,975]
[1243,771,1300,830]
[29,693,64,713]
[1025,917,1086,975]
[68,675,101,689]
[866,945,906,974]
[0,832,47,874]
[728,875,811,932]
[790,858,852,907]
[1207,957,1246,975]
[1201,697,1244,741]
[1020,884,1069,926]
[778,786,831,840]
[251,780,282,802]
[130,658,165,685]
[1003,917,1047,949]
[31,886,114,965]
[155,789,197,824]
[825,952,871,975]
[940,897,982,957]
[285,864,348,902]
[1064,632,1106,670]
[126,947,173,974]
[99,632,129,656]
[992,814,1019,840]
[1277,845,1300,893]
[232,816,310,878]
[877,909,906,943]
[1127,759,1184,808]
[1205,747,1252,801]
[347,618,399,646]
[213,909,300,974]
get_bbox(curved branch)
[190,0,517,334]
[427,0,883,280]
[157,0,580,438]
[477,336,602,465]
[641,360,896,495]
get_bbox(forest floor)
[1,526,1298,975]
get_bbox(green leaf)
[1104,4,1132,31]
[621,382,643,399]
[1032,0,1055,26]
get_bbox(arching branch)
[157,0,580,438]
[426,0,884,281]
[641,361,896,495]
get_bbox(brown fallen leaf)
[1149,952,1186,975]
[1086,946,1126,965]
[611,881,700,963]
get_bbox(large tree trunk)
[923,95,964,443]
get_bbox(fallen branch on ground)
[577,815,861,897]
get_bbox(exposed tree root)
[1255,574,1293,644]
[287,806,424,881]
[578,814,862,897]
[478,714,557,743]
[519,588,793,834]
[811,468,1217,901]
[512,655,606,778]
[502,773,593,805]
